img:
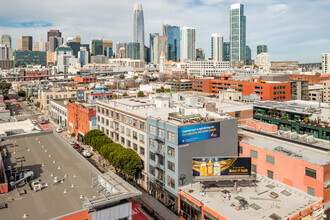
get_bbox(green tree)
[93,136,112,151]
[83,129,105,145]
[123,149,143,176]
[137,91,145,97]
[112,94,117,99]
[17,90,26,97]
[160,86,165,93]
[123,92,128,97]
[165,88,171,93]
[156,89,161,93]
[71,133,76,138]
[0,82,11,95]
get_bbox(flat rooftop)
[240,130,330,166]
[180,175,322,220]
[0,120,38,136]
[0,132,140,219]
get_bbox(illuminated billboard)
[192,157,251,177]
[178,122,220,145]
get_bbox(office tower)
[90,39,103,56]
[133,3,145,60]
[73,35,81,43]
[223,42,230,62]
[1,34,12,49]
[14,51,47,67]
[33,39,46,51]
[78,47,89,66]
[256,52,270,68]
[103,40,113,58]
[257,45,268,55]
[211,33,223,61]
[0,44,9,60]
[47,30,62,42]
[149,33,159,64]
[196,48,205,61]
[322,53,330,74]
[180,26,196,61]
[16,38,22,50]
[125,42,140,59]
[163,24,180,61]
[17,36,32,51]
[153,36,167,65]
[230,3,246,65]
[116,42,126,57]
[49,36,63,52]
[159,51,166,72]
[118,46,126,58]
[245,45,252,65]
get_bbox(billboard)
[178,122,220,145]
[192,157,251,177]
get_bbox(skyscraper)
[230,3,246,65]
[0,44,9,60]
[90,39,103,56]
[49,36,63,52]
[223,42,230,62]
[153,36,167,65]
[125,42,140,60]
[211,33,223,61]
[17,36,32,51]
[245,45,252,65]
[163,24,180,61]
[47,30,62,42]
[196,48,205,61]
[103,40,113,58]
[180,26,196,61]
[257,45,268,55]
[1,34,12,49]
[133,3,145,61]
[149,33,159,64]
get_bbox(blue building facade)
[163,25,180,61]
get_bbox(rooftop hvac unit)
[289,132,298,140]
[306,135,315,144]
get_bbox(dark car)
[76,147,83,153]
[73,144,80,149]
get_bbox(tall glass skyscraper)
[245,45,252,65]
[257,45,268,55]
[125,42,140,60]
[90,39,103,56]
[211,33,223,61]
[230,3,246,65]
[180,26,196,61]
[163,24,180,61]
[133,3,145,61]
[1,34,12,49]
[223,42,230,62]
[149,33,159,64]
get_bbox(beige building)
[309,84,323,102]
[47,51,56,66]
[219,89,242,101]
[38,85,91,114]
[323,80,330,103]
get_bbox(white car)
[82,150,92,158]
[32,120,37,124]
[56,127,62,133]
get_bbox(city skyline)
[1,0,330,62]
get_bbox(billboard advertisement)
[178,122,220,145]
[192,157,251,177]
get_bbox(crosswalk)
[11,113,34,119]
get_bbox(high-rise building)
[211,33,223,61]
[153,36,167,65]
[49,36,63,52]
[223,42,230,62]
[91,39,103,56]
[256,52,270,68]
[196,48,205,61]
[1,34,12,49]
[180,26,196,61]
[322,53,330,74]
[67,38,81,58]
[230,3,246,65]
[133,3,145,60]
[33,39,47,51]
[125,42,140,59]
[103,40,113,58]
[14,51,47,67]
[116,42,127,57]
[245,45,252,65]
[0,44,9,60]
[73,35,81,43]
[163,24,180,61]
[18,36,32,51]
[47,30,62,42]
[149,33,159,64]
[78,47,89,67]
[257,45,268,55]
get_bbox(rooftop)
[240,129,330,166]
[0,120,38,136]
[0,132,140,219]
[180,175,323,220]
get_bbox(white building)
[50,99,68,127]
[57,55,80,74]
[159,51,166,72]
[256,52,270,69]
[0,44,9,60]
[180,26,196,61]
[211,33,223,61]
[153,36,167,65]
[322,53,330,74]
[33,39,46,52]
[323,80,330,103]
[188,60,230,75]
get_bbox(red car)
[73,144,80,149]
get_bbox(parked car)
[76,147,83,153]
[73,143,80,149]
[82,150,92,158]
[32,120,37,124]
[56,127,62,133]
[69,141,76,145]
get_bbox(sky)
[1,0,330,63]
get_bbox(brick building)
[74,76,98,84]
[24,70,49,81]
[192,77,291,101]
[67,101,96,141]
[290,73,330,84]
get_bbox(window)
[139,134,145,143]
[149,125,156,134]
[126,128,131,137]
[158,128,164,138]
[158,143,164,152]
[250,150,258,159]
[149,138,156,147]
[133,131,138,140]
[167,131,175,142]
[251,164,257,173]
[140,122,145,130]
[158,156,164,166]
[239,146,243,154]
[267,170,274,179]
[168,161,175,172]
[139,147,145,156]
[149,165,155,176]
[120,125,125,134]
[168,146,175,157]
[266,155,275,165]
[307,187,315,196]
[133,143,138,151]
[150,151,155,161]
[121,137,125,144]
[167,176,175,189]
[305,167,316,179]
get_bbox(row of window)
[149,165,176,189]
